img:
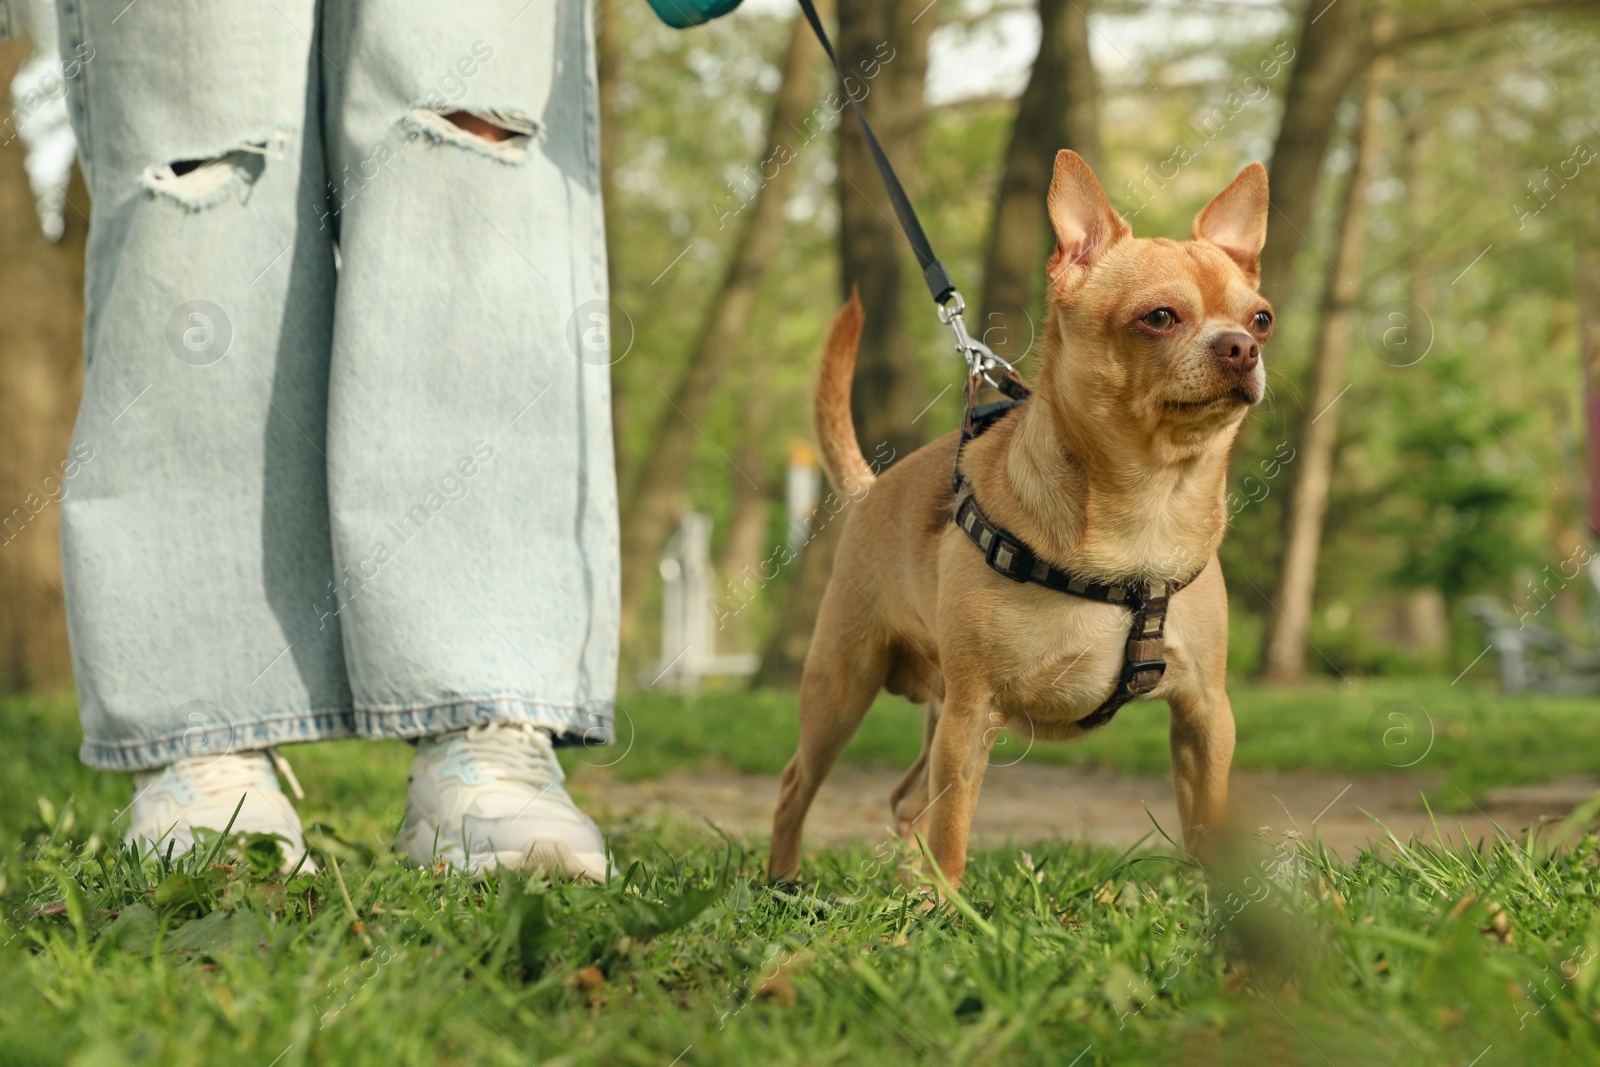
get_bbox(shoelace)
[173,748,305,801]
[454,722,563,790]
[268,748,305,799]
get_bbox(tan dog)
[769,151,1272,888]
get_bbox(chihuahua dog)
[769,151,1271,888]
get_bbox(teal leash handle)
[646,0,743,29]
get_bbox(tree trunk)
[1580,198,1600,538]
[1256,0,1370,309]
[616,14,820,654]
[596,0,620,229]
[1258,34,1392,684]
[1394,92,1450,655]
[718,359,773,583]
[0,39,87,692]
[752,512,842,689]
[978,0,1101,364]
[753,0,936,687]
[839,0,935,464]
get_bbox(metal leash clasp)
[938,290,1014,387]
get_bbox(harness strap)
[952,430,1205,729]
[1077,584,1179,730]
[953,365,1032,493]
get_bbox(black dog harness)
[949,369,1203,730]
[797,0,1199,730]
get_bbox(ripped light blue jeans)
[55,0,619,770]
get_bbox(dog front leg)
[1167,686,1235,863]
[923,691,996,891]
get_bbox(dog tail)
[814,289,876,495]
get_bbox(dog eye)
[1252,310,1273,332]
[1141,308,1177,330]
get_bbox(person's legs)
[57,0,345,854]
[321,0,618,877]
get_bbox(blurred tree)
[755,0,936,687]
[0,39,84,693]
[978,0,1101,365]
[1259,17,1393,683]
[615,12,821,654]
[1394,92,1449,658]
[752,508,841,688]
[1252,1,1600,676]
[1255,0,1600,308]
[838,0,937,464]
[597,0,621,248]
[1255,0,1370,310]
[718,352,773,582]
[1581,201,1600,539]
[1381,360,1539,601]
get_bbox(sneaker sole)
[510,840,610,883]
[398,821,610,883]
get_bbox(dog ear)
[1046,150,1130,289]
[1192,162,1269,284]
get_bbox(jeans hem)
[354,694,615,748]
[79,706,359,771]
[80,695,614,771]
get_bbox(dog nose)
[1210,331,1259,371]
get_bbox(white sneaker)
[126,749,311,870]
[396,721,610,882]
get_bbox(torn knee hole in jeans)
[405,107,540,161]
[141,131,291,208]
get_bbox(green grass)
[4,684,1600,1064]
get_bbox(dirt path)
[573,762,1600,858]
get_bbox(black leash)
[795,0,1031,481]
[795,0,953,305]
[797,0,1196,728]
[794,0,1005,383]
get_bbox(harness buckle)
[985,530,1034,582]
[1121,658,1167,693]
